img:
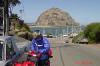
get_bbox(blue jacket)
[30,36,50,60]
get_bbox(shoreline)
[29,26,71,28]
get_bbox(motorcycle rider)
[30,32,50,66]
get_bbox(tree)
[9,0,21,14]
[10,13,19,20]
[84,23,100,43]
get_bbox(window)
[6,40,15,60]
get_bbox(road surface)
[48,38,100,66]
[17,37,100,66]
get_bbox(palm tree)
[9,0,21,14]
[9,0,21,6]
[1,0,20,35]
[8,0,21,35]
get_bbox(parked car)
[47,34,53,38]
[76,37,88,44]
[63,34,68,37]
[0,36,28,66]
[53,36,58,38]
[64,40,69,43]
[43,34,47,37]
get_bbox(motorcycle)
[12,49,52,66]
[13,42,52,66]
[12,50,40,66]
[27,51,40,66]
[27,49,53,66]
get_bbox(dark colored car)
[47,34,53,38]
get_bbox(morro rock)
[35,8,79,27]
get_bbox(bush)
[72,32,84,43]
[22,24,33,33]
[84,23,100,43]
[18,32,33,41]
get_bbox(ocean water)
[30,26,81,36]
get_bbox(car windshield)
[0,41,3,61]
[83,37,87,39]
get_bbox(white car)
[63,34,68,37]
[0,36,24,66]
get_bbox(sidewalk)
[86,44,100,47]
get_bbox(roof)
[0,36,12,41]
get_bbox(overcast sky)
[13,0,100,25]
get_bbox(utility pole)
[72,22,73,34]
[67,26,68,35]
[80,25,82,33]
[56,29,57,36]
[0,7,4,36]
[0,0,4,36]
[3,7,4,36]
[43,27,45,35]
[63,29,64,36]
[4,0,9,36]
[0,0,9,36]
[72,21,74,37]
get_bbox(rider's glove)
[35,51,39,54]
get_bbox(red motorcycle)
[27,51,41,66]
[27,49,52,66]
[12,49,52,66]
[12,51,40,66]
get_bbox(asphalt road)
[48,38,100,66]
[17,37,100,66]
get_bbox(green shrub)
[22,24,32,33]
[72,32,84,43]
[84,23,100,43]
[15,26,21,30]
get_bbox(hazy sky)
[13,0,100,25]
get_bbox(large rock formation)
[35,8,79,27]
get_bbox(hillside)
[35,8,79,27]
